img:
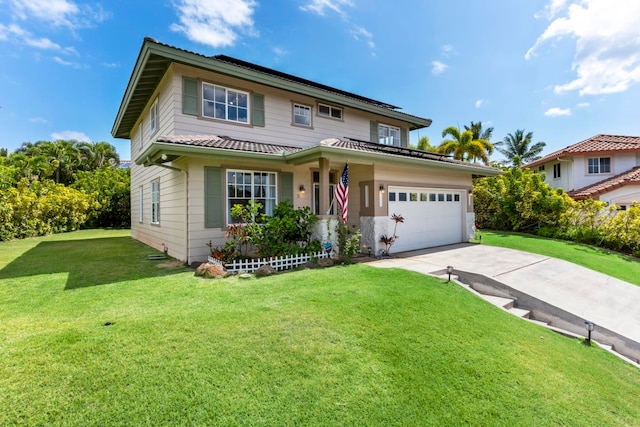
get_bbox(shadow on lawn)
[0,236,186,290]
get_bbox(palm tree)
[414,136,438,152]
[40,140,82,184]
[496,129,546,167]
[438,126,493,164]
[77,141,120,169]
[464,121,494,143]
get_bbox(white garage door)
[387,186,464,252]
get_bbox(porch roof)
[137,135,501,176]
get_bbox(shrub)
[72,167,131,228]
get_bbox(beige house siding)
[169,64,407,148]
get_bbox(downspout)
[147,158,189,264]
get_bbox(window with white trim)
[318,103,342,120]
[149,98,158,135]
[588,157,611,174]
[293,103,312,127]
[227,170,277,223]
[202,83,249,123]
[378,124,400,146]
[151,180,160,224]
[553,163,561,179]
[312,171,337,215]
[138,185,144,223]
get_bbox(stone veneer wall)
[466,212,476,241]
[360,216,389,257]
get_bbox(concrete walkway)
[368,243,640,361]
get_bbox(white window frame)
[138,185,144,223]
[149,98,158,135]
[379,123,401,146]
[202,82,250,124]
[312,171,337,215]
[226,170,277,224]
[317,103,343,120]
[587,157,611,174]
[151,179,160,225]
[292,103,312,127]
[553,163,561,179]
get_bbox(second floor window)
[588,157,611,174]
[202,83,249,123]
[149,98,158,135]
[379,124,400,146]
[293,103,311,127]
[318,103,342,120]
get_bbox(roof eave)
[286,145,501,176]
[134,141,288,166]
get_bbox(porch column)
[319,157,330,214]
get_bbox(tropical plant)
[495,129,546,166]
[412,136,437,152]
[71,167,131,228]
[438,126,493,164]
[335,222,361,263]
[379,213,404,256]
[78,141,120,169]
[464,121,494,143]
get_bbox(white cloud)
[544,107,572,116]
[300,0,353,17]
[527,0,640,95]
[29,117,48,123]
[534,0,568,19]
[8,0,109,29]
[273,47,288,57]
[350,25,375,52]
[0,23,76,53]
[51,130,91,142]
[431,60,447,75]
[475,99,486,108]
[170,0,257,48]
[53,56,84,68]
[577,102,590,108]
[441,44,457,57]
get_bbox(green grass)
[1,230,639,426]
[476,230,640,286]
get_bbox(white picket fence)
[215,251,329,273]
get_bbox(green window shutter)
[205,167,224,228]
[279,172,293,203]
[252,93,265,127]
[401,128,408,148]
[370,120,379,143]
[182,77,198,116]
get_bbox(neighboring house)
[524,134,640,209]
[111,37,500,264]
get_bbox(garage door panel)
[388,186,463,252]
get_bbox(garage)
[387,186,465,252]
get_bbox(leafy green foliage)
[438,125,493,164]
[474,167,571,232]
[495,129,546,166]
[335,221,361,263]
[229,200,320,258]
[72,167,131,228]
[0,140,128,239]
[0,179,94,240]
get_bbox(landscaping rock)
[194,262,229,279]
[254,264,277,277]
[317,258,335,268]
[239,273,252,280]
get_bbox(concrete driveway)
[369,243,640,362]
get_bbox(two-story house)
[111,38,500,264]
[524,134,640,209]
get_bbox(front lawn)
[477,230,640,286]
[1,230,639,426]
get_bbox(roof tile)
[568,166,640,199]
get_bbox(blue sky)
[1,0,639,162]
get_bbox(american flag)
[335,163,349,223]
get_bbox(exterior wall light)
[379,184,385,193]
[585,321,595,345]
[447,265,454,282]
[299,185,306,194]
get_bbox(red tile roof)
[568,166,640,200]
[525,134,640,169]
